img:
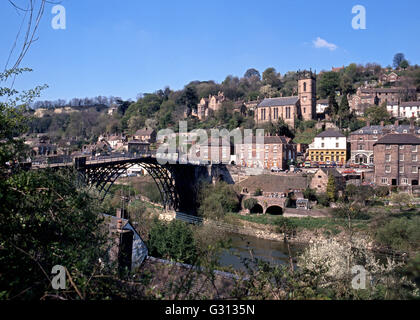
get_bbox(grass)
[230,214,370,233]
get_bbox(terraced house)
[350,121,420,164]
[308,130,347,165]
[235,135,296,170]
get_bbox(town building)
[235,135,297,170]
[373,134,420,187]
[190,137,233,164]
[349,121,420,164]
[316,99,329,116]
[195,92,225,120]
[128,140,151,155]
[309,168,345,194]
[349,86,417,115]
[308,130,347,165]
[380,72,400,83]
[397,101,420,119]
[254,70,316,128]
[133,128,157,143]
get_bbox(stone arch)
[265,205,283,215]
[250,203,264,214]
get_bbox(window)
[400,145,405,150]
[358,144,364,150]
[336,143,339,148]
[412,154,418,162]
[400,166,404,173]
[412,145,418,152]
[412,166,418,173]
[385,154,391,162]
[381,177,389,184]
[286,107,291,119]
[385,166,391,173]
[400,154,405,161]
[386,145,391,150]
[321,143,325,148]
[304,82,307,92]
[402,178,409,185]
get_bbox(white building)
[399,101,420,119]
[316,99,329,115]
[308,130,347,164]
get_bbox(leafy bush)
[375,186,390,198]
[316,193,330,207]
[332,204,371,220]
[147,219,197,264]
[198,182,240,219]
[375,217,420,252]
[303,187,317,201]
[243,198,259,210]
[253,188,263,196]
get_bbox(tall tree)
[244,68,261,80]
[393,53,405,69]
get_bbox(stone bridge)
[242,195,288,215]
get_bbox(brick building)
[374,134,420,187]
[235,135,296,170]
[309,168,345,194]
[350,121,420,164]
[349,86,417,115]
[254,70,316,128]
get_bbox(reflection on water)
[219,233,307,272]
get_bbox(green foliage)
[364,103,392,125]
[390,193,413,211]
[303,187,317,201]
[253,188,263,196]
[318,72,341,98]
[243,198,259,210]
[375,186,390,198]
[326,175,337,202]
[332,203,370,220]
[198,182,240,219]
[375,217,420,252]
[147,219,197,264]
[316,193,330,207]
[0,169,109,300]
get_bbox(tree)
[243,198,259,211]
[326,174,337,202]
[178,86,199,115]
[364,103,391,125]
[147,219,197,264]
[400,60,409,70]
[262,68,282,89]
[244,68,261,80]
[338,94,350,128]
[318,72,340,98]
[393,53,405,69]
[390,192,413,211]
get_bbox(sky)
[1,0,420,102]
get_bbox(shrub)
[303,187,317,201]
[254,188,263,196]
[198,182,240,219]
[316,193,330,207]
[147,219,197,264]
[375,186,389,198]
[243,198,259,210]
[376,217,420,252]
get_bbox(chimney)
[117,219,123,231]
[410,117,415,133]
[394,120,399,127]
[366,120,371,127]
[380,121,384,127]
[116,208,128,219]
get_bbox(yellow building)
[308,130,347,164]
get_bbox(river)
[218,233,307,272]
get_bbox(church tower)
[298,70,316,121]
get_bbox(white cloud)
[313,37,338,51]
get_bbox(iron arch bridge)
[30,153,233,213]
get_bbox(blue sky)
[1,0,419,101]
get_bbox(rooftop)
[258,96,299,108]
[374,134,420,145]
[350,124,420,135]
[316,130,346,138]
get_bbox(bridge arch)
[265,205,283,215]
[250,203,264,214]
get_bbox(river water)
[218,233,307,272]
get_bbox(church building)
[254,70,316,128]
